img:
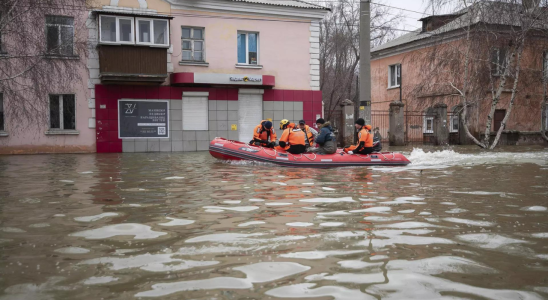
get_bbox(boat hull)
[209,138,410,167]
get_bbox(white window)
[388,64,401,88]
[49,94,75,130]
[237,32,259,65]
[545,106,548,130]
[423,116,434,133]
[181,27,205,61]
[491,47,507,76]
[99,15,134,44]
[0,12,4,54]
[543,51,548,79]
[0,93,4,131]
[136,18,169,46]
[182,92,208,130]
[449,107,459,133]
[46,16,74,56]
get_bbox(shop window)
[237,32,259,65]
[46,16,74,56]
[137,18,169,46]
[49,94,75,130]
[99,15,134,44]
[0,93,4,131]
[181,27,204,61]
[182,93,208,130]
[388,64,401,88]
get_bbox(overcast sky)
[381,0,430,31]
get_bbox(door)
[238,90,263,142]
[494,109,506,132]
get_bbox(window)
[388,64,401,88]
[99,15,134,44]
[491,48,507,76]
[423,116,434,133]
[46,16,74,56]
[137,18,169,46]
[237,32,259,65]
[0,12,4,54]
[543,51,548,79]
[181,27,205,61]
[449,107,460,133]
[182,93,208,130]
[49,94,75,130]
[0,93,4,131]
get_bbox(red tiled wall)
[95,85,322,153]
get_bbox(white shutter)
[238,93,263,142]
[182,96,208,130]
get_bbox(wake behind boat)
[209,138,411,167]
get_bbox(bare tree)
[319,0,401,122]
[0,0,91,133]
[411,0,548,149]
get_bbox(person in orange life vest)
[344,118,374,155]
[251,120,277,148]
[297,120,318,151]
[275,119,307,154]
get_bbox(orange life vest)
[275,127,306,150]
[253,120,277,142]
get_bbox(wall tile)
[146,87,160,99]
[159,86,171,99]
[197,140,209,151]
[170,99,182,110]
[283,90,294,102]
[228,111,238,121]
[274,111,284,120]
[228,130,239,141]
[294,111,303,120]
[171,130,183,141]
[182,130,196,141]
[217,100,228,110]
[263,111,274,120]
[147,140,160,152]
[227,101,239,111]
[208,110,217,121]
[170,120,182,131]
[109,141,123,153]
[216,111,228,121]
[264,101,274,111]
[227,89,239,100]
[274,102,284,111]
[208,120,217,130]
[172,141,183,152]
[183,140,197,152]
[160,141,172,152]
[196,131,210,141]
[283,111,294,120]
[170,109,182,121]
[217,121,228,131]
[303,111,313,121]
[208,100,217,111]
[294,90,304,102]
[284,102,294,110]
[216,131,228,139]
[209,130,219,140]
[216,89,227,100]
[294,102,304,111]
[135,141,147,152]
[302,90,313,102]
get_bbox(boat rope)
[302,153,317,161]
[354,154,371,160]
[288,153,303,160]
[379,153,389,160]
[261,147,277,157]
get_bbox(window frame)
[45,15,75,56]
[49,94,76,131]
[388,64,401,88]
[0,11,4,54]
[182,93,209,131]
[181,26,205,62]
[237,31,260,66]
[491,47,507,76]
[99,15,135,45]
[136,17,170,47]
[449,107,459,133]
[423,116,434,134]
[0,93,4,132]
[543,51,548,79]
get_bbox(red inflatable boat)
[209,138,410,167]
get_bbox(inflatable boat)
[209,138,410,167]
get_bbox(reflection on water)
[1,146,548,299]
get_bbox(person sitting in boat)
[309,118,337,154]
[275,119,307,154]
[251,120,277,148]
[344,118,373,155]
[297,120,318,152]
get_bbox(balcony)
[98,45,167,84]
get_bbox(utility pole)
[359,0,372,125]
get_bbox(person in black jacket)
[309,118,336,154]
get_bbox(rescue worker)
[344,118,374,155]
[275,119,306,154]
[297,120,318,151]
[309,118,336,154]
[251,120,276,148]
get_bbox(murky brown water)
[1,146,548,299]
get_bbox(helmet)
[280,119,290,130]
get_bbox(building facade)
[0,0,328,154]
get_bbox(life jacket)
[358,127,373,149]
[276,127,306,150]
[253,120,277,142]
[302,125,315,146]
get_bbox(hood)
[320,122,333,130]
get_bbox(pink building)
[0,0,328,154]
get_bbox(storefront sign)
[229,76,262,82]
[194,73,264,85]
[118,100,169,139]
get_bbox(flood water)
[1,146,548,299]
